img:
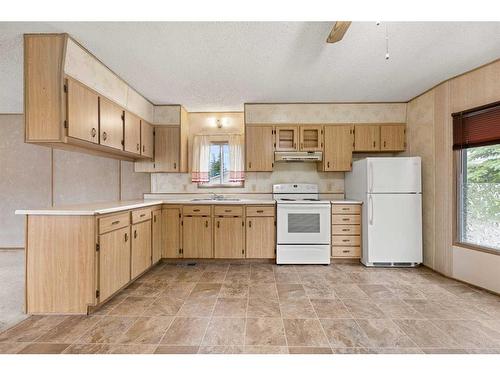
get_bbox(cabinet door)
[99,226,130,302]
[323,125,354,171]
[246,217,275,258]
[275,126,299,151]
[131,220,152,279]
[67,79,99,144]
[155,126,180,172]
[214,217,245,259]
[380,124,406,151]
[300,126,323,151]
[141,120,154,158]
[163,207,181,258]
[183,216,212,258]
[124,111,141,154]
[246,126,274,171]
[152,210,162,264]
[100,97,124,150]
[354,125,380,152]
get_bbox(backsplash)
[151,163,344,194]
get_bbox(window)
[200,142,243,187]
[454,102,500,252]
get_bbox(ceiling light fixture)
[376,22,390,60]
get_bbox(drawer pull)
[124,233,128,242]
[256,210,264,213]
[205,220,208,228]
[134,230,137,239]
[217,221,220,228]
[342,250,350,253]
[193,209,200,212]
[248,220,252,228]
[111,220,120,225]
[140,213,146,217]
[342,239,350,242]
[342,207,349,211]
[342,229,349,232]
[224,209,232,212]
[342,218,349,221]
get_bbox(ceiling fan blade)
[326,21,352,43]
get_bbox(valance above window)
[452,101,500,150]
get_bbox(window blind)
[452,101,500,150]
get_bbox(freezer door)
[366,193,423,264]
[367,157,421,193]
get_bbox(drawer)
[132,208,152,224]
[183,205,211,216]
[332,246,361,258]
[99,212,130,234]
[332,204,361,215]
[246,205,275,217]
[332,235,361,246]
[214,205,243,216]
[332,225,360,235]
[332,214,360,225]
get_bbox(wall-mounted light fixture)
[216,119,223,128]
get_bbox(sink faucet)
[211,193,224,200]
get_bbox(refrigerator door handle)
[369,161,374,193]
[369,195,374,225]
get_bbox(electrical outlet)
[251,184,257,192]
[182,184,187,191]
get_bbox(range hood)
[274,151,323,162]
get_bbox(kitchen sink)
[190,197,241,202]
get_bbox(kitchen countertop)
[16,197,362,216]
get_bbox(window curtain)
[191,135,211,183]
[228,134,245,182]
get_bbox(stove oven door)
[277,203,331,244]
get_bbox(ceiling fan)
[326,21,351,43]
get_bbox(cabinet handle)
[383,141,386,148]
[143,145,145,152]
[124,233,128,242]
[248,162,252,169]
[111,220,120,225]
[154,215,156,223]
[248,220,252,228]
[327,161,330,168]
[342,239,349,242]
[342,250,350,253]
[256,210,264,213]
[140,213,146,217]
[134,230,137,239]
[193,209,200,212]
[102,132,107,141]
[224,209,232,212]
[91,128,96,138]
[173,162,177,170]
[342,229,349,232]
[217,221,220,228]
[136,143,140,151]
[342,218,349,222]
[205,220,208,228]
[373,141,376,148]
[342,207,349,211]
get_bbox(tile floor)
[1,261,499,354]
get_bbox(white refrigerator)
[345,157,423,267]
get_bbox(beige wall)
[0,114,151,248]
[406,60,500,292]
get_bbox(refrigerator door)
[365,193,422,265]
[367,157,421,194]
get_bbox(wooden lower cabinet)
[246,217,275,258]
[98,226,131,302]
[331,203,362,259]
[215,217,245,258]
[182,216,212,258]
[163,207,181,258]
[152,209,162,264]
[131,220,152,279]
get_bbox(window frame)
[197,140,244,188]
[453,146,499,255]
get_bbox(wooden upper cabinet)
[323,125,354,171]
[124,111,141,155]
[99,97,124,150]
[354,124,380,152]
[66,78,99,144]
[141,120,154,158]
[246,126,274,171]
[299,125,323,151]
[380,124,406,151]
[275,126,299,151]
[156,126,180,171]
[214,217,245,259]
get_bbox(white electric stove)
[273,184,331,264]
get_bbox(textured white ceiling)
[1,22,500,113]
